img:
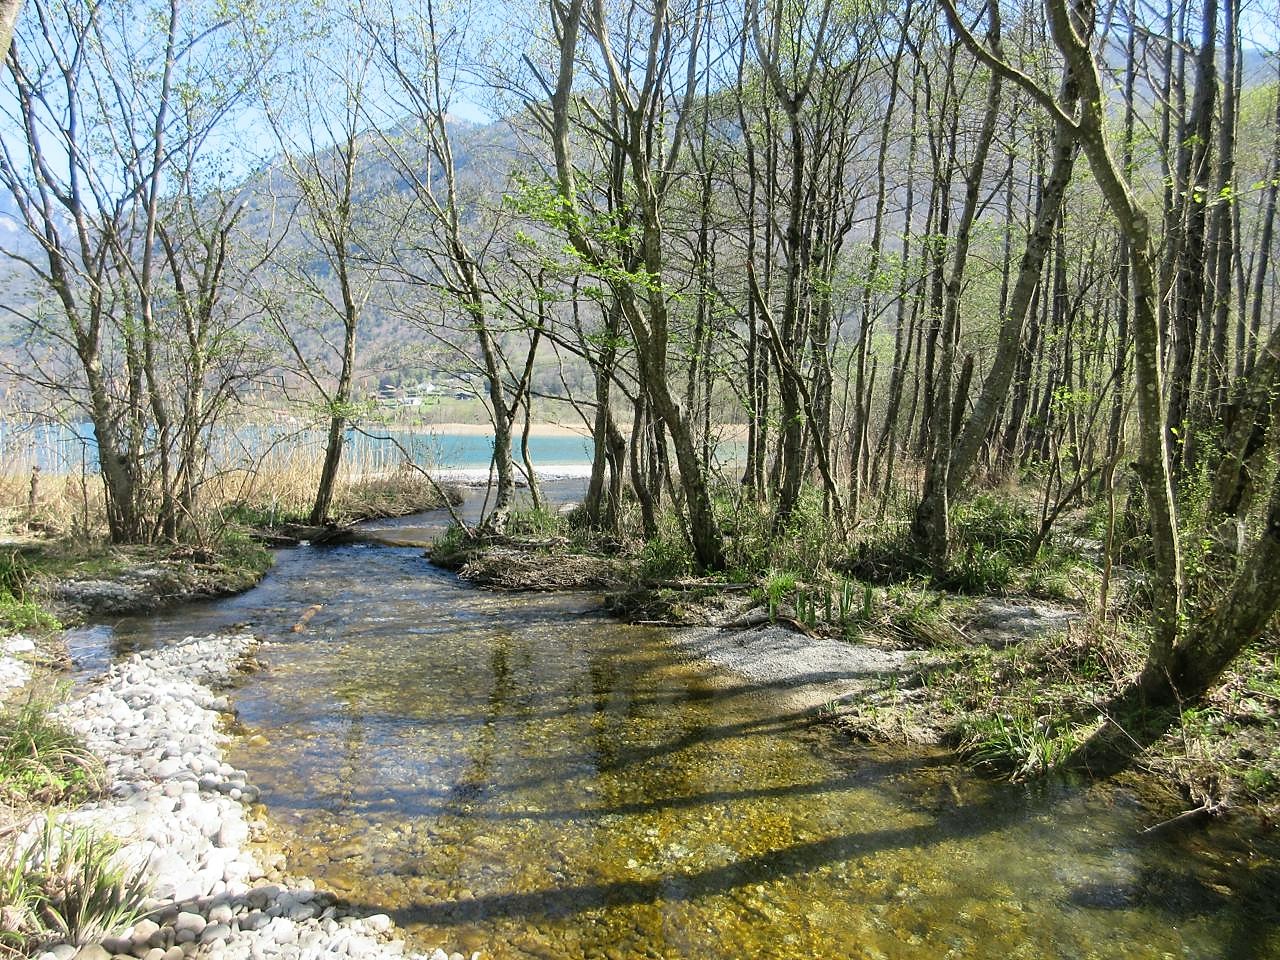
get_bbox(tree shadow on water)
[338,772,1278,958]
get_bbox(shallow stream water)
[73,501,1280,960]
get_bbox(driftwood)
[723,606,820,639]
[1137,800,1225,836]
[291,603,323,633]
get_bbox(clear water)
[82,506,1279,960]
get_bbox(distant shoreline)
[417,421,589,438]
[412,420,750,441]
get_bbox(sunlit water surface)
[74,505,1280,960]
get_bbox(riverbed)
[68,502,1280,960]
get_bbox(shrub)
[942,543,1014,594]
[840,527,928,583]
[958,709,1078,780]
[636,533,694,581]
[0,551,35,600]
[0,549,59,634]
[0,595,61,634]
[951,494,1038,561]
[504,506,568,540]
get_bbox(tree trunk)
[912,36,1002,569]
[0,0,22,62]
[949,67,1080,498]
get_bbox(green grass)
[504,505,572,540]
[1,818,151,950]
[208,529,273,593]
[0,595,61,634]
[958,708,1081,780]
[0,550,61,634]
[0,695,101,805]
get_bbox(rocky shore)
[13,632,472,960]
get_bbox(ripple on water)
[99,539,1280,960]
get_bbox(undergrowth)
[0,552,61,635]
[433,480,1279,811]
[0,694,101,806]
[842,493,1095,601]
[1,817,151,951]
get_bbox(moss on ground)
[1,533,272,624]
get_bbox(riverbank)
[0,468,464,626]
[429,509,1280,823]
[1,631,475,960]
[5,504,1272,959]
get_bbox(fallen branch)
[1138,800,1225,836]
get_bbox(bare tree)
[944,0,1280,741]
[257,16,376,526]
[1,0,262,542]
[354,0,544,535]
[535,0,727,569]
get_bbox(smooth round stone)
[199,923,232,944]
[238,911,267,932]
[152,757,183,779]
[174,911,206,936]
[266,918,297,943]
[131,919,161,947]
[363,915,392,935]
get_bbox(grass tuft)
[1,817,151,950]
[0,695,101,806]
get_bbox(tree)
[258,12,376,526]
[943,0,1280,736]
[355,0,544,535]
[1,0,263,542]
[0,0,20,62]
[536,0,727,570]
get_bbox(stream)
[67,493,1279,960]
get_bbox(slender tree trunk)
[853,19,908,518]
[912,34,1002,568]
[1167,0,1218,475]
[1245,63,1280,378]
[0,0,22,62]
[943,0,1185,667]
[310,301,357,526]
[949,68,1080,497]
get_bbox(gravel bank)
[428,465,592,487]
[669,606,922,714]
[12,633,473,960]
